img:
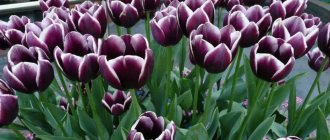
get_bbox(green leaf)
[0,131,19,140]
[167,95,183,125]
[265,85,290,116]
[76,109,98,140]
[19,108,52,134]
[316,108,330,140]
[205,108,220,139]
[185,123,209,140]
[41,102,66,130]
[248,116,275,140]
[175,128,188,140]
[219,111,243,139]
[37,135,80,140]
[243,55,257,104]
[177,90,193,110]
[20,118,51,135]
[271,122,287,138]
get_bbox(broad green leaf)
[19,108,52,133]
[175,128,188,140]
[167,95,183,125]
[77,109,98,140]
[177,90,193,110]
[205,108,220,139]
[37,135,80,140]
[0,131,19,140]
[219,111,243,139]
[271,122,287,138]
[185,123,209,140]
[248,116,275,140]
[20,118,51,135]
[243,55,257,104]
[41,102,66,130]
[316,108,330,140]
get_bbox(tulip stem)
[179,37,187,78]
[77,82,87,112]
[228,47,243,112]
[317,81,322,94]
[127,28,131,34]
[192,65,200,122]
[219,57,235,95]
[145,11,151,45]
[85,83,105,140]
[217,7,223,27]
[8,124,25,140]
[163,47,173,115]
[116,25,121,36]
[263,83,276,118]
[205,73,215,110]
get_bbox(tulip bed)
[0,0,330,139]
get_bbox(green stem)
[8,125,25,140]
[127,28,131,34]
[217,7,223,27]
[179,37,187,78]
[317,81,322,94]
[219,58,235,95]
[263,84,276,118]
[130,89,140,110]
[116,25,121,36]
[77,82,87,112]
[192,65,200,121]
[228,48,244,112]
[145,11,151,44]
[163,47,173,115]
[85,83,105,140]
[205,73,215,110]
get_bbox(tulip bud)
[150,6,183,46]
[177,0,215,36]
[318,23,330,57]
[128,111,176,140]
[98,34,153,90]
[71,1,107,38]
[0,79,18,127]
[102,90,132,116]
[54,31,99,83]
[3,45,54,93]
[250,36,295,82]
[283,0,307,18]
[7,15,30,32]
[164,0,182,7]
[59,97,75,113]
[307,48,330,72]
[269,1,286,20]
[300,13,321,28]
[107,0,140,28]
[39,0,69,12]
[43,7,76,32]
[272,16,319,58]
[190,23,241,73]
[277,136,301,140]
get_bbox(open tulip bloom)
[1,0,330,139]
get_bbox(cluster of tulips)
[0,0,330,139]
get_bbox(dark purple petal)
[11,63,38,92]
[286,32,307,58]
[177,2,193,35]
[61,53,82,81]
[93,6,107,37]
[0,94,18,127]
[36,60,54,91]
[318,23,330,56]
[78,54,99,83]
[5,29,24,45]
[272,19,290,40]
[204,43,232,73]
[150,19,166,46]
[99,56,122,89]
[130,34,149,58]
[99,35,126,59]
[269,1,286,20]
[39,23,64,54]
[186,8,210,36]
[138,49,153,88]
[110,104,125,116]
[63,31,90,56]
[118,4,140,28]
[3,66,29,93]
[256,13,272,36]
[0,80,14,95]
[78,13,102,38]
[283,16,306,36]
[228,11,249,31]
[190,35,213,66]
[7,45,36,66]
[239,22,259,47]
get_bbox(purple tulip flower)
[0,79,18,127]
[3,45,54,93]
[71,1,107,38]
[272,16,319,58]
[102,90,132,116]
[318,23,330,57]
[128,111,176,140]
[164,0,183,7]
[250,36,295,82]
[269,0,286,20]
[177,0,215,36]
[300,13,321,28]
[106,0,141,28]
[307,48,330,72]
[54,31,99,83]
[189,23,241,73]
[150,6,183,46]
[43,7,76,31]
[39,0,69,12]
[98,34,153,90]
[242,0,264,6]
[224,5,272,47]
[283,0,306,18]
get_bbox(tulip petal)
[204,43,232,73]
[254,53,285,82]
[287,32,307,58]
[78,13,102,38]
[99,56,122,89]
[36,60,54,91]
[186,8,210,35]
[269,1,286,20]
[5,29,24,45]
[78,54,99,83]
[272,19,290,40]
[7,45,36,66]
[150,20,166,46]
[61,53,82,80]
[130,34,149,58]
[138,49,153,88]
[119,4,140,28]
[40,23,64,53]
[239,22,259,47]
[0,95,18,127]
[99,35,126,59]
[3,66,29,93]
[228,11,249,31]
[11,63,38,92]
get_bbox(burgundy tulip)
[318,23,330,57]
[164,0,183,7]
[283,0,306,18]
[300,13,321,28]
[0,16,30,48]
[189,23,241,73]
[39,0,69,12]
[143,0,161,11]
[3,45,54,93]
[106,0,140,28]
[242,0,264,6]
[177,0,215,36]
[272,16,319,58]
[224,5,272,47]
[307,48,330,72]
[250,36,295,82]
[0,79,18,127]
[54,31,99,83]
[43,7,76,32]
[59,97,75,113]
[150,6,183,46]
[102,90,132,116]
[128,111,176,140]
[71,1,107,38]
[7,15,30,32]
[269,0,286,20]
[98,34,153,90]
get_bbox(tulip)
[43,7,75,32]
[0,16,31,48]
[39,0,69,12]
[242,0,264,6]
[150,6,183,46]
[71,1,107,38]
[277,136,301,140]
[164,0,183,7]
[177,0,215,36]
[283,0,307,18]
[3,45,54,93]
[224,5,272,47]
[102,90,132,116]
[106,0,140,28]
[7,15,30,32]
[269,0,286,20]
[0,79,18,127]
[54,31,99,83]
[307,48,330,72]
[59,97,75,113]
[318,23,330,57]
[300,13,321,28]
[128,111,176,140]
[189,23,241,73]
[143,0,161,11]
[272,16,319,58]
[250,36,295,82]
[98,34,153,90]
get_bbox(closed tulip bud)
[164,0,182,7]
[189,23,241,73]
[71,1,107,38]
[250,36,295,82]
[54,31,99,83]
[39,0,69,12]
[98,34,153,90]
[300,13,321,28]
[43,7,75,32]
[0,79,18,127]
[307,48,330,72]
[269,1,286,20]
[107,0,140,28]
[7,15,30,32]
[128,111,176,140]
[283,0,306,18]
[177,0,215,36]
[150,6,183,46]
[272,16,319,58]
[102,90,132,116]
[59,97,75,113]
[3,45,54,93]
[224,5,272,47]
[318,23,330,57]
